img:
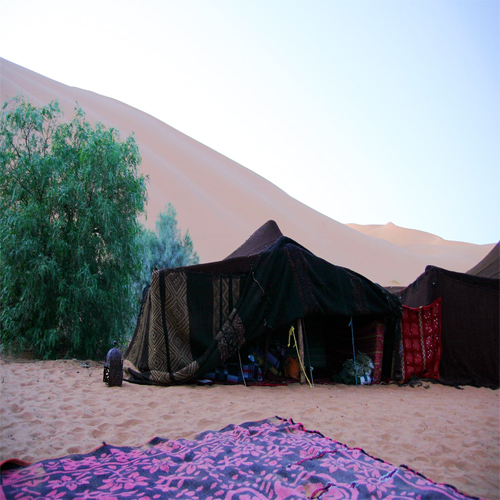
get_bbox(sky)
[1,0,499,245]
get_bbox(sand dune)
[348,222,496,275]
[0,357,498,499]
[347,221,472,247]
[0,57,494,286]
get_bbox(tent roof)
[167,221,284,276]
[466,242,499,279]
[224,220,283,260]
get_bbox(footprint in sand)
[121,418,142,428]
[97,422,113,432]
[18,411,34,421]
[65,446,81,454]
[90,428,104,439]
[10,403,24,414]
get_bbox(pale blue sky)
[1,0,498,244]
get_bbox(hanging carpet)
[399,297,443,383]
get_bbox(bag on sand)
[284,356,300,379]
[333,351,374,385]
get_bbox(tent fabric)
[466,242,499,279]
[125,225,402,386]
[224,219,284,260]
[399,298,442,383]
[399,266,499,389]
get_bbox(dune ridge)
[0,57,494,286]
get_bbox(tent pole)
[297,318,306,384]
[264,331,269,374]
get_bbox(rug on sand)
[0,417,478,499]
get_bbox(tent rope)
[251,271,265,296]
[349,317,358,387]
[288,326,313,389]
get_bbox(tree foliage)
[0,96,147,359]
[134,203,199,303]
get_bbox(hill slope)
[0,57,493,286]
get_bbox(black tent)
[399,265,499,388]
[466,242,499,279]
[125,221,402,385]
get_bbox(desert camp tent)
[125,221,402,385]
[466,242,499,279]
[223,219,284,260]
[399,265,499,389]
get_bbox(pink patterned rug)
[0,417,479,499]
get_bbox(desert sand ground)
[0,357,498,499]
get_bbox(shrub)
[0,96,147,359]
[134,203,199,305]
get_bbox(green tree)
[134,203,199,303]
[0,96,147,359]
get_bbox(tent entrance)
[221,313,388,385]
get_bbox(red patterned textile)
[401,297,442,383]
[362,321,385,383]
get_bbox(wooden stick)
[297,318,305,384]
[263,331,269,374]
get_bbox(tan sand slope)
[0,57,494,286]
[348,221,476,247]
[0,358,498,499]
[348,222,496,273]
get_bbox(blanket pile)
[0,417,477,499]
